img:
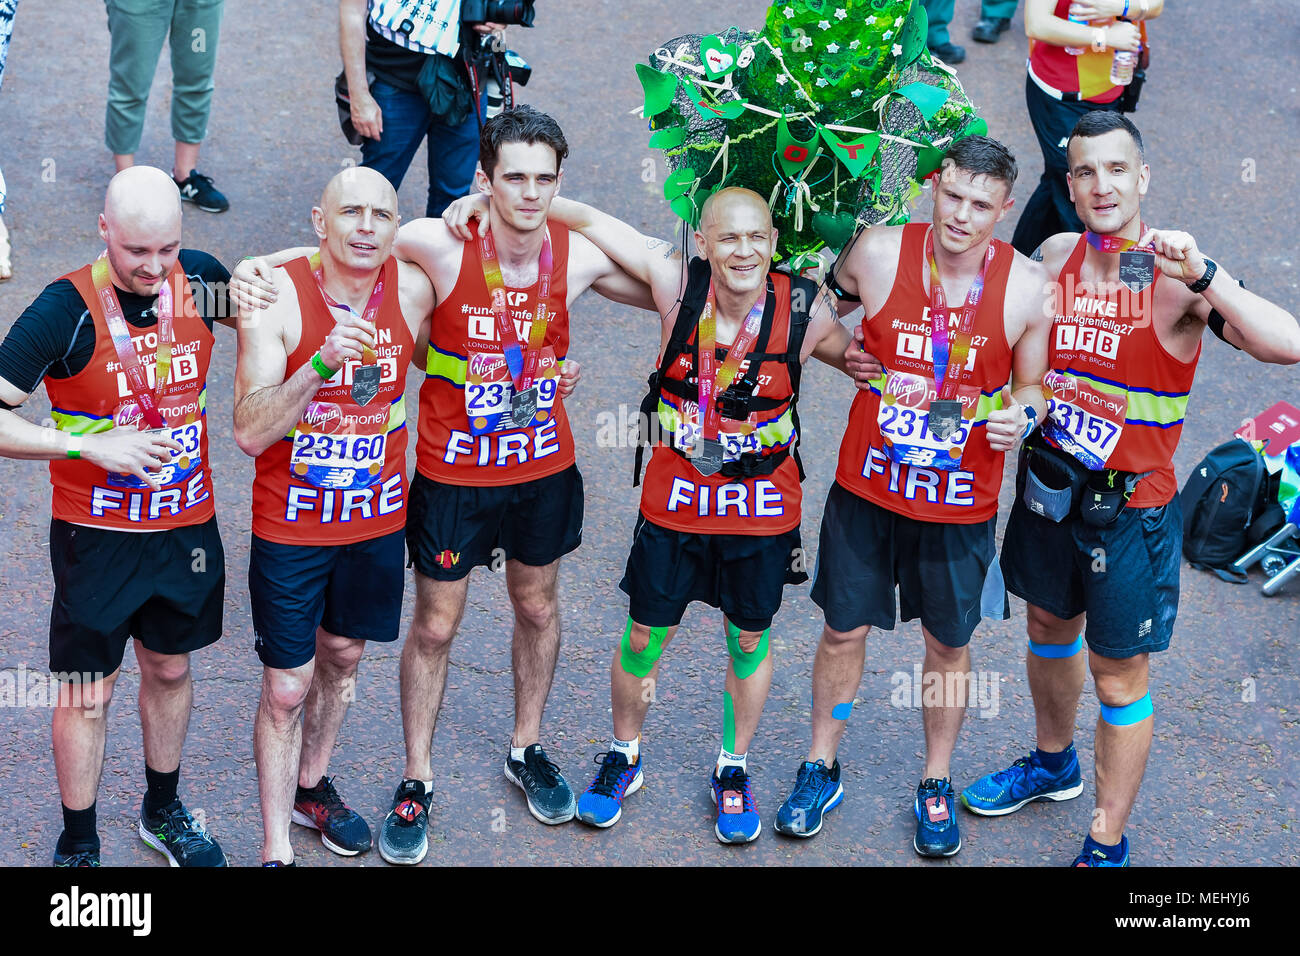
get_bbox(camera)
[461,0,535,27]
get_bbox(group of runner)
[0,103,1296,867]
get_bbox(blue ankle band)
[1100,693,1152,726]
[1028,636,1083,659]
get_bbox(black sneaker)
[378,779,431,865]
[972,16,1012,43]
[175,169,229,213]
[928,41,967,64]
[913,777,962,858]
[504,744,576,824]
[292,775,373,856]
[138,798,227,866]
[53,842,101,867]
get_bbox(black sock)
[58,803,98,852]
[143,764,180,816]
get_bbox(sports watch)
[1187,257,1217,294]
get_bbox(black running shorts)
[619,513,808,633]
[810,482,1007,648]
[48,517,225,675]
[405,465,584,580]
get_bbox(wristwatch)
[1021,404,1038,441]
[1187,257,1217,294]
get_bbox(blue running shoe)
[1072,834,1130,867]
[914,778,961,857]
[774,759,843,838]
[960,749,1084,816]
[711,765,760,844]
[576,751,643,828]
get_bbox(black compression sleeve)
[0,280,92,398]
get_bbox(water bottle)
[1110,46,1138,85]
[1064,10,1089,55]
[484,76,505,118]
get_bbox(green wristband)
[66,434,83,460]
[311,352,336,381]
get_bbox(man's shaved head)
[98,167,183,296]
[698,187,772,235]
[319,165,398,213]
[313,166,400,274]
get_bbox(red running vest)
[48,260,216,530]
[251,255,414,545]
[417,228,574,486]
[836,224,1015,524]
[1040,235,1198,508]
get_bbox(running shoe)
[1072,834,1130,867]
[774,759,844,837]
[961,748,1084,816]
[576,750,643,828]
[53,843,101,867]
[175,169,229,213]
[378,779,431,865]
[711,765,760,844]
[262,860,296,867]
[503,744,576,824]
[913,778,961,858]
[292,775,373,856]
[138,798,227,866]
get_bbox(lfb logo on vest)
[897,332,979,370]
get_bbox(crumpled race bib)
[671,400,762,464]
[105,397,204,489]
[289,400,387,491]
[465,346,560,435]
[877,369,978,471]
[1040,370,1126,470]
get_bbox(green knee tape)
[725,623,770,680]
[723,691,736,753]
[619,618,668,678]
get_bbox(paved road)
[0,0,1295,867]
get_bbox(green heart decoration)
[915,145,947,179]
[899,2,928,65]
[663,167,696,201]
[959,116,989,139]
[683,79,748,120]
[776,114,820,178]
[819,60,850,85]
[819,127,880,177]
[811,210,858,251]
[700,35,741,80]
[670,195,698,224]
[855,51,880,72]
[802,0,828,14]
[648,126,686,149]
[636,63,679,118]
[896,82,950,123]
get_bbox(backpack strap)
[782,274,817,482]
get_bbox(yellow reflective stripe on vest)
[51,385,209,434]
[657,399,796,449]
[1073,373,1189,426]
[425,344,467,385]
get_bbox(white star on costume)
[864,15,876,25]
[776,74,789,85]
[883,30,893,40]
[826,42,840,53]
[894,16,904,27]
[804,61,815,71]
[816,77,828,87]
[783,5,794,15]
[836,8,848,19]
[818,19,830,29]
[892,43,903,56]
[851,88,863,97]
[849,39,860,49]
[799,35,813,49]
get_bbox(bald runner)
[444,184,858,842]
[0,166,234,866]
[232,166,437,866]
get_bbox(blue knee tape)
[1028,635,1083,659]
[1100,693,1153,726]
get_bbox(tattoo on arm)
[645,237,679,260]
[1030,245,1044,262]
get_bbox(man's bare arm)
[803,284,853,375]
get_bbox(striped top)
[368,0,461,58]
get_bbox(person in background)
[103,0,230,213]
[923,0,966,64]
[1010,0,1162,256]
[340,0,506,219]
[973,0,1019,43]
[0,0,18,279]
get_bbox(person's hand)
[845,324,884,391]
[558,359,581,399]
[472,21,507,47]
[83,429,182,492]
[319,310,377,371]
[986,386,1029,452]
[1137,228,1208,286]
[443,193,492,240]
[231,257,279,317]
[1067,0,1124,21]
[1103,19,1141,51]
[351,89,384,140]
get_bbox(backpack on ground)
[1181,438,1286,582]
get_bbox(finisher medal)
[927,399,963,441]
[350,360,381,406]
[510,386,539,428]
[692,437,725,477]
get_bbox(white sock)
[717,748,747,774]
[421,779,433,796]
[510,744,529,763]
[612,736,640,763]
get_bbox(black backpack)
[1180,439,1286,582]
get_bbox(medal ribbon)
[479,227,554,392]
[92,254,173,430]
[309,251,382,368]
[926,228,995,400]
[1084,222,1148,254]
[697,282,766,442]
